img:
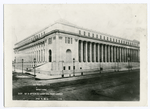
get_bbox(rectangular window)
[107,37,108,40]
[104,36,105,40]
[73,66,75,70]
[71,38,72,44]
[110,38,112,41]
[96,35,98,38]
[65,37,67,43]
[68,37,70,44]
[88,33,90,36]
[79,30,81,35]
[63,66,65,70]
[92,34,94,37]
[84,31,86,36]
[68,66,70,70]
[100,35,102,39]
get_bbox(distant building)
[14,19,140,76]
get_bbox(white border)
[2,0,150,108]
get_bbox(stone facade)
[14,20,140,76]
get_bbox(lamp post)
[117,59,119,72]
[73,58,75,76]
[14,57,16,72]
[34,58,36,77]
[100,59,101,74]
[128,56,130,72]
[22,59,24,74]
[62,61,64,78]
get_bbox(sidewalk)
[13,67,140,80]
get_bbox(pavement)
[13,67,139,81]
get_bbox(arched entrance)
[49,50,52,62]
[66,49,72,62]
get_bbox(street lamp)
[22,59,24,74]
[117,59,119,72]
[14,57,16,72]
[100,59,102,74]
[34,58,36,77]
[62,61,64,78]
[73,58,75,76]
[128,56,130,72]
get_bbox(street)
[13,69,140,101]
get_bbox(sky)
[5,4,147,46]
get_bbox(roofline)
[14,29,140,50]
[15,22,57,45]
[15,20,139,45]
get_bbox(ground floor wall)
[32,61,140,76]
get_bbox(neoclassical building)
[14,20,140,76]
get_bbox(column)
[126,48,128,62]
[98,44,100,62]
[108,45,110,62]
[116,46,118,61]
[130,49,132,62]
[85,41,88,62]
[94,43,96,62]
[103,44,105,62]
[78,40,80,62]
[121,47,123,62]
[90,42,92,62]
[120,47,122,62]
[114,46,116,62]
[87,42,90,62]
[83,41,86,62]
[111,46,113,62]
[124,48,126,62]
[105,44,107,62]
[101,44,103,62]
[81,41,83,62]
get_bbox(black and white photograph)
[4,3,148,107]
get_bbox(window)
[48,38,52,44]
[68,66,70,70]
[79,30,81,35]
[110,38,112,41]
[63,66,65,70]
[88,33,90,36]
[107,37,108,40]
[119,40,120,43]
[68,37,70,44]
[113,39,114,42]
[92,34,94,37]
[104,36,105,40]
[100,35,102,39]
[65,37,72,44]
[65,37,67,43]
[96,34,98,38]
[116,39,117,42]
[71,38,72,44]
[84,31,86,36]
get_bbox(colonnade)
[78,40,139,63]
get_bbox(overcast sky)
[6,4,147,45]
